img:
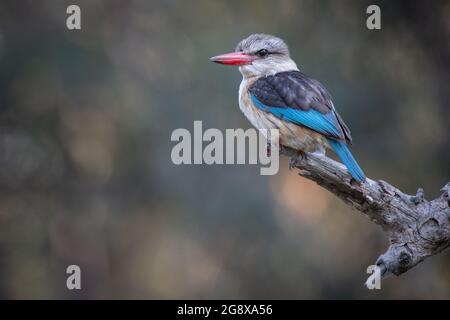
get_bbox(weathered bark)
[281,146,450,283]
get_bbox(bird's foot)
[289,150,307,170]
[288,158,297,170]
[311,145,326,157]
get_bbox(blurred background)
[0,0,449,299]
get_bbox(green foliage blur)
[0,0,449,299]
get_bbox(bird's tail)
[328,139,366,182]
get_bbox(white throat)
[239,58,299,80]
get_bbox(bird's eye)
[256,49,269,57]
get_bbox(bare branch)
[281,146,450,283]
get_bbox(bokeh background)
[0,0,449,299]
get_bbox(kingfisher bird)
[210,33,366,182]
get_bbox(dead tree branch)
[281,146,450,284]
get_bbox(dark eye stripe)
[256,49,269,57]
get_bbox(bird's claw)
[289,158,297,170]
[289,150,307,170]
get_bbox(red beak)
[210,52,255,66]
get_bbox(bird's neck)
[239,58,299,81]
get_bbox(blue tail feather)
[328,139,365,182]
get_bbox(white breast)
[238,79,277,131]
[237,78,328,152]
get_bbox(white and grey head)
[210,33,298,79]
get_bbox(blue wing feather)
[327,140,366,182]
[251,94,366,182]
[251,94,342,139]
